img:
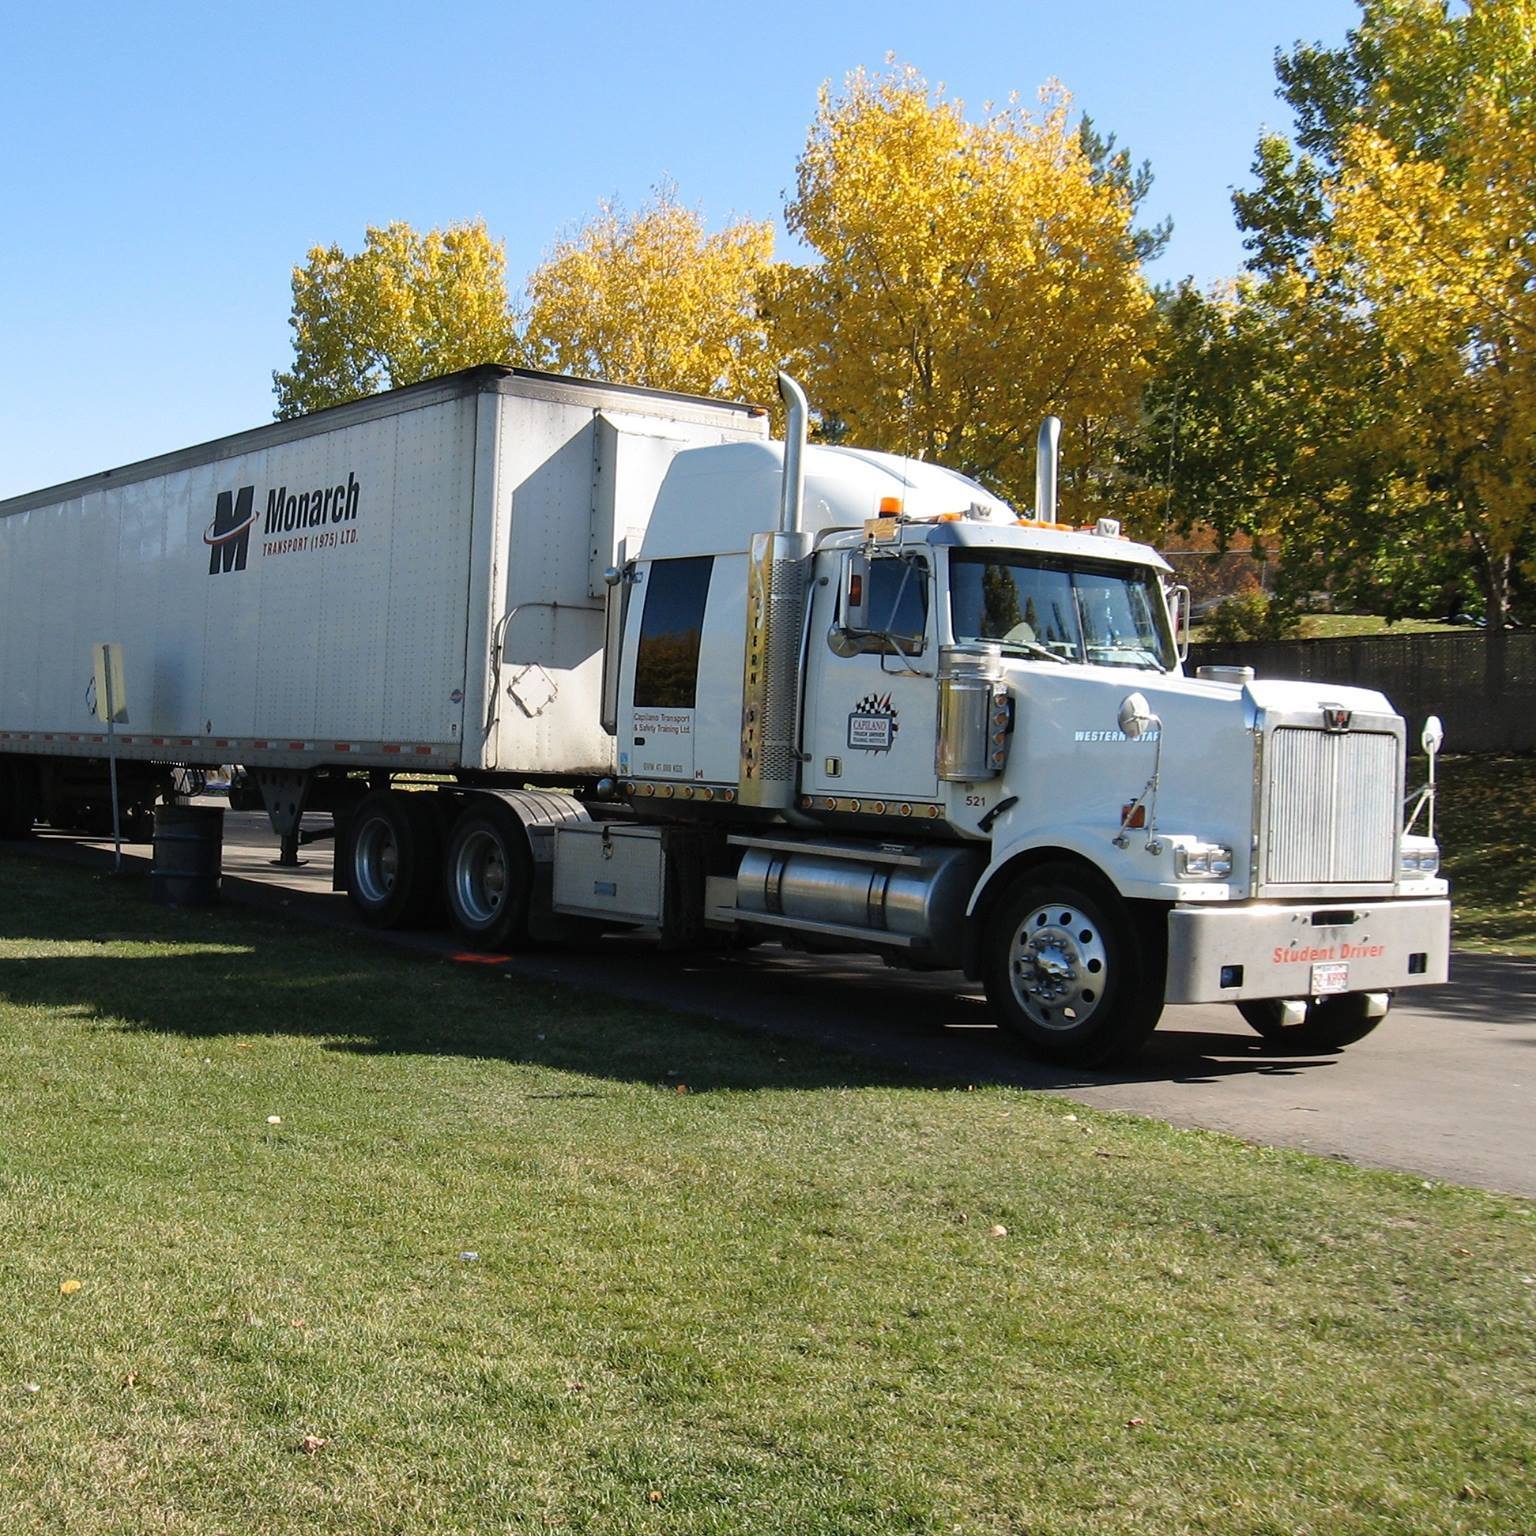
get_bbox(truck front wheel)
[1239,992,1390,1051]
[982,864,1164,1067]
[443,800,534,951]
[347,790,441,928]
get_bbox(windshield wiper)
[997,638,1071,665]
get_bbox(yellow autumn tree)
[1323,60,1536,629]
[768,65,1157,517]
[519,185,777,405]
[274,220,516,419]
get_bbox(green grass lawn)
[1,854,1533,1535]
[1189,614,1465,644]
[1436,753,1536,955]
[1294,615,1466,640]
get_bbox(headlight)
[1400,843,1440,875]
[1176,842,1233,879]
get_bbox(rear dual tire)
[344,790,539,949]
[347,790,442,929]
[443,800,533,952]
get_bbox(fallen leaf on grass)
[648,1490,663,1504]
[58,1279,82,1296]
[299,1435,328,1454]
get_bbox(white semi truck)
[0,365,1450,1064]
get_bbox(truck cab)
[595,386,1449,1066]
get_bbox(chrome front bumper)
[1164,896,1451,1004]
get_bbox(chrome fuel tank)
[734,837,983,964]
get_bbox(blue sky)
[1,0,1359,499]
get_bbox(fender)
[961,822,1167,980]
[439,785,591,943]
[450,785,591,866]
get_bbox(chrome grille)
[1264,727,1398,885]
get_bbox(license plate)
[1310,961,1349,995]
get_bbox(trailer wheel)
[982,863,1164,1067]
[1239,993,1390,1050]
[347,791,441,928]
[444,800,533,951]
[0,760,37,839]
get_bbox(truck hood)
[990,662,1404,897]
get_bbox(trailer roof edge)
[0,366,767,517]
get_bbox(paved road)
[11,811,1535,1198]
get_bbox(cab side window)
[633,556,714,708]
[833,554,929,657]
[867,556,928,649]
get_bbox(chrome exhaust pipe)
[1034,415,1061,524]
[778,372,808,535]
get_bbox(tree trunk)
[1477,548,1512,715]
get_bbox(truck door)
[803,547,940,805]
[616,555,714,782]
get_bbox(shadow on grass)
[0,844,1390,1095]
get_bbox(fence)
[1186,630,1534,754]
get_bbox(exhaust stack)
[777,372,808,534]
[739,373,814,811]
[1034,416,1061,524]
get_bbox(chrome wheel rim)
[1008,902,1108,1032]
[453,829,507,927]
[353,816,399,905]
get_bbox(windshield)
[948,550,1175,671]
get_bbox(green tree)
[274,221,516,419]
[1136,1,1535,659]
[1235,2,1534,638]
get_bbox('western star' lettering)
[264,472,361,536]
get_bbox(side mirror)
[1170,582,1191,662]
[843,551,870,630]
[1118,691,1160,740]
[1422,715,1444,758]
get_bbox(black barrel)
[151,805,224,907]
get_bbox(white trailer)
[0,369,1450,1065]
[0,367,764,856]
